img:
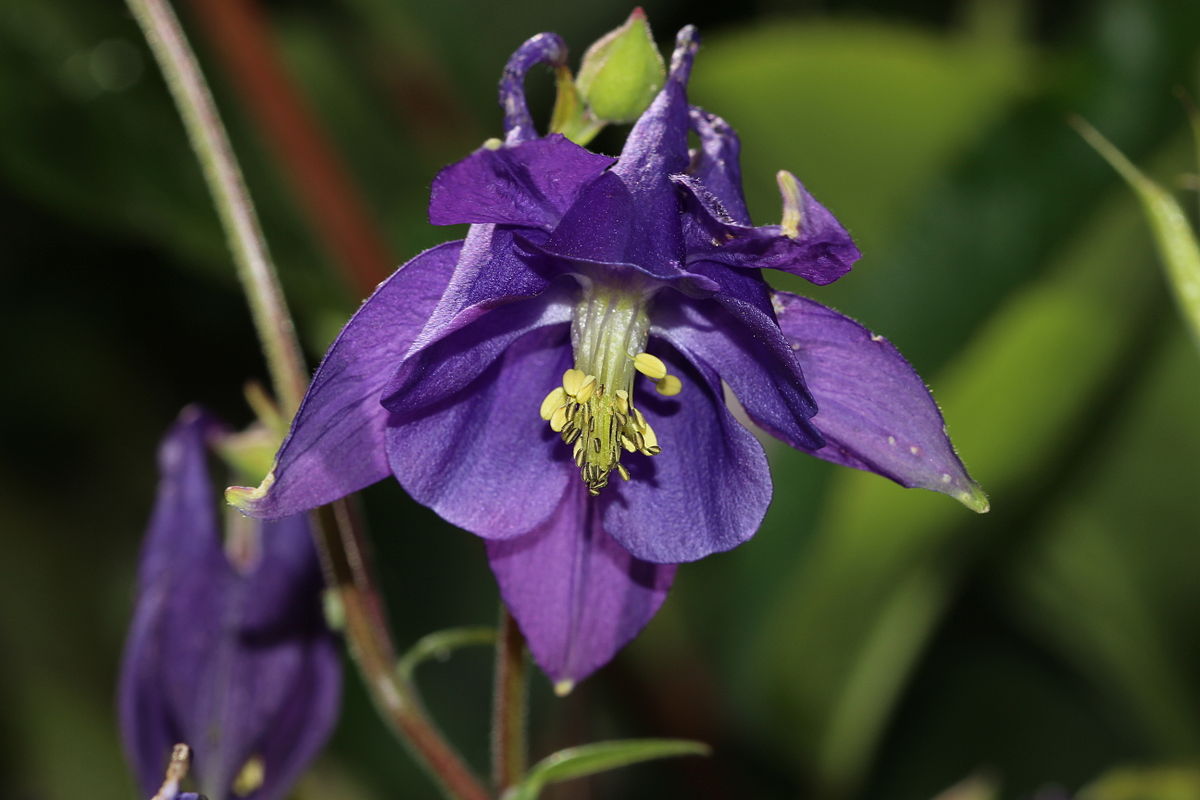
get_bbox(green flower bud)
[576,8,665,124]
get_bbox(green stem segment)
[125,0,306,414]
[492,607,529,793]
[126,2,489,798]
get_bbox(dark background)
[3,0,1200,798]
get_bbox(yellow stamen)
[614,389,630,414]
[549,405,569,433]
[232,756,265,797]
[633,352,667,380]
[616,463,630,481]
[562,368,586,396]
[656,374,682,396]
[574,374,597,403]
[539,387,567,420]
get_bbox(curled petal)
[675,171,860,285]
[487,482,675,686]
[774,292,987,511]
[386,324,575,539]
[227,242,462,520]
[429,135,615,229]
[687,106,750,224]
[603,346,772,563]
[652,264,822,451]
[500,33,569,144]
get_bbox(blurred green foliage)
[3,1,1200,799]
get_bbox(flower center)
[538,283,681,494]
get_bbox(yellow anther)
[232,756,265,797]
[539,387,567,420]
[641,422,658,452]
[574,374,597,403]
[550,405,569,433]
[632,407,648,431]
[614,389,630,414]
[483,137,503,151]
[562,368,586,396]
[633,352,667,380]
[617,463,630,481]
[655,374,682,396]
[621,434,638,452]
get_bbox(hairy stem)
[491,607,528,793]
[126,2,489,798]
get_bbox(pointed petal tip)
[554,679,576,697]
[957,483,990,514]
[668,26,700,84]
[224,472,274,515]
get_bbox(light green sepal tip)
[575,8,665,124]
[956,482,990,514]
[1073,115,1200,351]
[225,471,274,512]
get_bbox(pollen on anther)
[539,387,567,420]
[633,352,667,381]
[575,375,597,403]
[656,374,682,396]
[549,405,569,432]
[562,368,586,397]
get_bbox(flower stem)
[126,2,489,798]
[491,607,528,793]
[125,0,306,414]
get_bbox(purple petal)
[602,345,772,563]
[121,410,342,800]
[525,171,714,291]
[383,291,572,422]
[599,27,699,278]
[652,264,823,451]
[676,172,860,285]
[250,634,342,800]
[386,324,575,539]
[121,411,226,796]
[773,292,987,511]
[487,482,675,686]
[499,33,568,144]
[687,106,750,224]
[227,241,461,520]
[406,225,554,357]
[429,135,615,229]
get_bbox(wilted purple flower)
[229,27,983,689]
[121,408,341,800]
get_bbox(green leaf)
[395,626,496,682]
[753,138,1177,795]
[1074,116,1200,352]
[1081,765,1200,800]
[505,739,710,800]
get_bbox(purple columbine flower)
[229,27,984,690]
[120,408,341,800]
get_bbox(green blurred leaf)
[1074,117,1200,352]
[504,739,710,800]
[691,20,1030,257]
[753,138,1181,795]
[1081,765,1200,800]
